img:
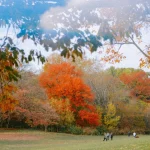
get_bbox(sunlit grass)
[0,130,150,150]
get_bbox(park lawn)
[0,130,149,150]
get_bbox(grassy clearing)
[0,130,149,150]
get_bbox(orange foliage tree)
[0,50,19,126]
[39,62,101,127]
[120,71,150,102]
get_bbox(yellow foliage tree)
[96,106,102,125]
[50,98,75,126]
[104,102,120,131]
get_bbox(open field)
[0,130,150,150]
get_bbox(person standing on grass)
[103,132,107,141]
[110,132,113,140]
[133,132,136,137]
[128,131,131,137]
[106,132,110,140]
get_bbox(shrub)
[68,126,83,135]
[113,128,145,135]
[115,128,130,135]
[145,130,150,134]
[83,127,98,135]
[96,126,107,135]
[93,130,101,135]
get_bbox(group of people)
[103,132,113,141]
[128,131,138,138]
[103,131,138,141]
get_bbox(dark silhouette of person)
[128,131,131,137]
[110,132,113,140]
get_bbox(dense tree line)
[0,54,150,135]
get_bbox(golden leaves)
[147,51,150,55]
[50,98,75,125]
[139,57,150,68]
[139,58,146,68]
[104,102,120,130]
[101,46,126,64]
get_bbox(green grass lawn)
[0,130,149,150]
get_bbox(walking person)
[103,132,107,141]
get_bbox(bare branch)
[113,42,133,45]
[129,36,150,59]
[0,24,11,48]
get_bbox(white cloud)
[40,0,138,30]
[40,0,103,30]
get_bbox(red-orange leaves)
[120,71,150,101]
[39,62,100,127]
[78,110,100,127]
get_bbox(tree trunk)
[44,125,48,132]
[6,113,10,128]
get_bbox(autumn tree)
[120,71,150,101]
[0,44,45,126]
[104,102,120,131]
[144,104,150,130]
[50,98,75,126]
[85,71,127,107]
[116,100,147,133]
[14,89,59,131]
[39,62,101,127]
[0,49,20,106]
[47,53,103,73]
[15,71,47,101]
[106,67,141,77]
[0,49,21,127]
[11,71,59,131]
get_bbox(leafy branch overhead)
[0,42,45,103]
[0,0,150,65]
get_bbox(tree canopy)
[39,62,101,127]
[1,1,150,132]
